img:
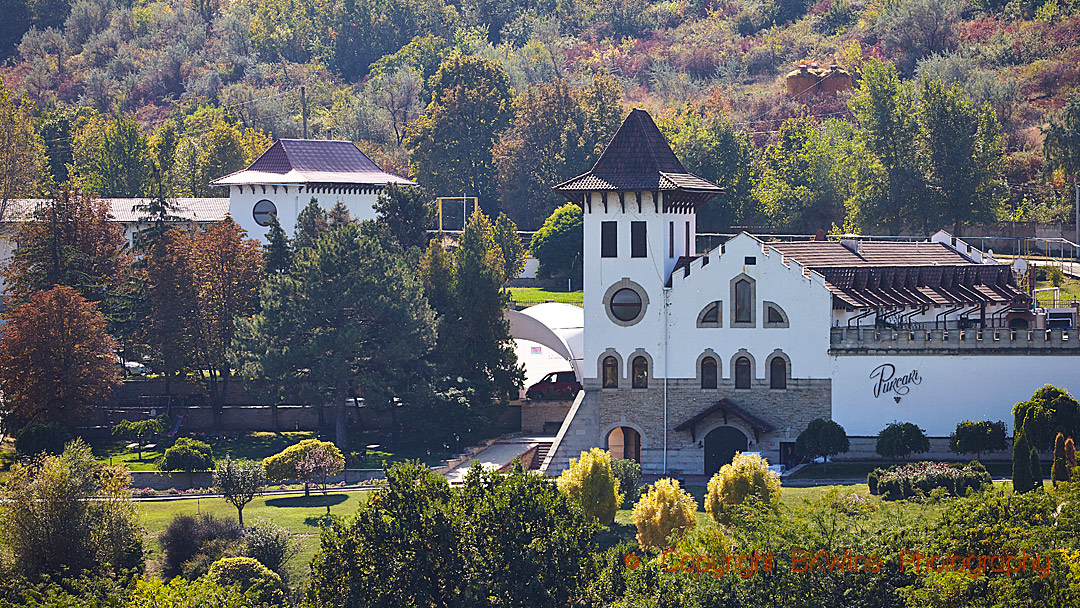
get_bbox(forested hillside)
[1,0,1078,233]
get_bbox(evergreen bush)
[704,452,781,523]
[631,478,698,550]
[1012,432,1034,493]
[610,458,642,508]
[556,448,622,524]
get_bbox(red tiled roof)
[767,240,972,267]
[765,239,1026,309]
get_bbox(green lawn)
[137,490,370,584]
[506,287,583,308]
[98,431,450,471]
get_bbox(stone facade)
[546,376,830,476]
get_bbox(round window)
[610,288,643,322]
[252,199,277,226]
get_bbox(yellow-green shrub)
[631,477,698,550]
[556,448,623,524]
[262,439,341,482]
[206,556,286,606]
[704,452,781,524]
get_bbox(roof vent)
[840,238,859,253]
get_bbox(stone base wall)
[542,391,599,476]
[546,378,831,476]
[521,400,573,434]
[834,437,1014,462]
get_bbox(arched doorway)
[703,426,747,477]
[607,427,641,462]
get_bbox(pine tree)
[1012,432,1033,493]
[1031,447,1043,491]
[235,221,436,452]
[373,183,436,252]
[1052,432,1069,487]
[263,214,292,274]
[294,198,328,251]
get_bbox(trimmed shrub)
[950,420,1008,459]
[14,422,72,456]
[876,422,930,460]
[866,467,885,494]
[159,514,243,579]
[1052,433,1070,486]
[631,478,698,550]
[206,556,287,606]
[871,461,991,500]
[611,459,642,508]
[704,452,781,524]
[556,448,622,524]
[795,418,850,471]
[263,438,338,482]
[243,519,299,579]
[1067,437,1078,469]
[1031,447,1043,490]
[159,438,214,473]
[1012,432,1034,493]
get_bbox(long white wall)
[228,186,379,242]
[830,354,1080,436]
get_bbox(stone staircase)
[530,441,553,470]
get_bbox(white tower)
[553,109,723,389]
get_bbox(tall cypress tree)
[1052,432,1069,487]
[1031,447,1044,491]
[1012,431,1033,494]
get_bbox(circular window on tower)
[253,199,277,226]
[603,279,649,326]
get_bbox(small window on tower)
[601,222,617,258]
[631,222,647,258]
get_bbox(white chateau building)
[211,139,414,241]
[540,109,1080,478]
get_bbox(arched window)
[735,357,751,389]
[632,356,649,389]
[701,357,718,389]
[764,301,789,328]
[697,301,721,327]
[602,356,619,388]
[734,282,751,326]
[770,357,787,389]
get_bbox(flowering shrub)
[133,487,157,498]
[869,461,991,500]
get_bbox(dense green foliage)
[1013,385,1080,451]
[0,440,143,580]
[876,421,931,460]
[235,220,437,452]
[530,203,583,286]
[214,456,267,527]
[795,418,849,471]
[13,421,71,456]
[159,513,244,580]
[610,458,642,508]
[1013,430,1035,493]
[869,461,992,500]
[305,460,597,607]
[159,438,214,473]
[949,419,1008,459]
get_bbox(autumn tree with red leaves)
[188,217,262,426]
[143,227,198,394]
[2,189,130,308]
[0,286,120,428]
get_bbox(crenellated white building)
[541,109,1080,478]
